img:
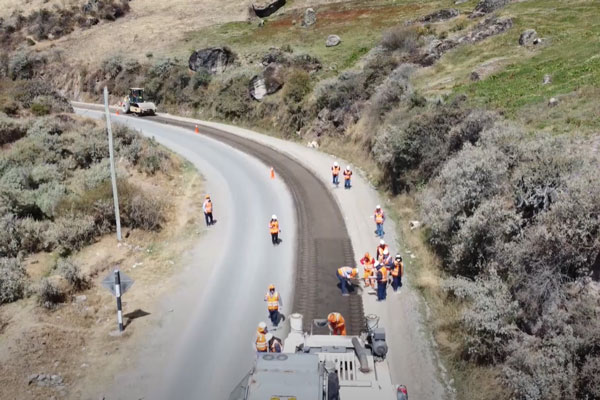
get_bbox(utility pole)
[103,87,122,241]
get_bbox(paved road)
[76,109,297,399]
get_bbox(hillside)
[1,0,599,399]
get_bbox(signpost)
[103,86,122,242]
[102,269,134,332]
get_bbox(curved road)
[74,107,363,399]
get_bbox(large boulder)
[474,0,510,13]
[249,63,285,100]
[252,0,286,18]
[420,8,459,23]
[326,35,341,47]
[188,47,236,74]
[519,29,538,46]
[302,8,316,27]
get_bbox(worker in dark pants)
[269,215,280,245]
[264,284,282,327]
[336,267,358,296]
[376,264,388,301]
[391,254,404,292]
[202,194,214,226]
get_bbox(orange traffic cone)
[195,125,199,134]
[116,109,119,116]
[270,167,275,179]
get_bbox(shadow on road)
[124,309,151,328]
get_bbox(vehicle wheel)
[122,102,130,114]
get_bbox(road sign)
[102,270,134,297]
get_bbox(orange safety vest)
[332,166,340,176]
[204,200,212,213]
[337,267,356,278]
[256,332,267,352]
[360,255,374,279]
[378,267,388,282]
[329,313,346,336]
[343,170,352,180]
[269,220,279,234]
[266,292,279,311]
[392,260,404,277]
[375,211,384,224]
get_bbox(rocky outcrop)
[302,8,316,27]
[519,29,538,46]
[474,0,510,14]
[326,35,341,47]
[252,0,286,18]
[188,47,236,74]
[420,9,459,23]
[261,48,322,72]
[249,63,285,100]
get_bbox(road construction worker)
[269,215,280,245]
[255,322,268,352]
[336,266,358,296]
[343,165,352,189]
[380,248,393,268]
[374,205,385,238]
[360,252,375,287]
[376,239,389,260]
[331,162,341,186]
[328,312,347,336]
[391,254,404,292]
[264,284,282,327]
[266,333,283,353]
[202,194,214,226]
[376,264,388,301]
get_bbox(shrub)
[56,258,88,291]
[45,215,97,255]
[316,72,365,111]
[125,192,165,231]
[0,115,26,145]
[0,257,27,304]
[16,218,49,254]
[8,52,46,80]
[30,102,50,116]
[381,26,420,53]
[37,277,66,309]
[283,69,312,104]
[446,109,496,153]
[369,64,413,117]
[445,268,519,363]
[212,73,253,121]
[0,214,20,257]
[191,67,212,90]
[137,138,169,175]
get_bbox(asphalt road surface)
[74,107,363,399]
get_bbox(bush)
[283,69,312,104]
[56,258,88,291]
[137,138,169,175]
[0,214,20,257]
[369,64,413,117]
[125,192,165,231]
[37,277,66,309]
[212,73,253,121]
[191,67,212,90]
[0,257,27,304]
[16,218,49,254]
[30,102,50,116]
[8,52,46,80]
[45,215,97,255]
[381,26,420,53]
[0,115,26,145]
[316,72,366,111]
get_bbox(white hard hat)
[266,333,273,341]
[383,248,389,255]
[380,239,385,245]
[376,204,381,209]
[334,161,339,167]
[258,321,267,330]
[272,214,277,220]
[346,165,351,170]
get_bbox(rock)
[519,29,538,46]
[548,97,559,107]
[409,221,421,230]
[543,74,552,85]
[28,374,39,385]
[325,35,341,47]
[302,8,316,27]
[459,17,513,44]
[249,63,285,100]
[307,141,319,149]
[258,19,265,27]
[420,8,459,23]
[470,71,480,81]
[474,0,510,14]
[533,37,542,45]
[188,47,236,74]
[252,0,286,18]
[455,0,468,4]
[75,295,87,303]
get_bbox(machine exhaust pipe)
[351,337,370,373]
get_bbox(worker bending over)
[391,254,404,292]
[328,312,347,336]
[202,194,214,226]
[255,322,268,353]
[269,215,281,245]
[336,266,358,296]
[374,205,385,238]
[264,284,282,327]
[331,162,340,186]
[343,166,352,189]
[266,333,283,353]
[360,252,375,288]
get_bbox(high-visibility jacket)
[328,313,346,336]
[360,255,375,279]
[269,220,279,234]
[343,170,352,180]
[265,291,280,311]
[332,166,340,176]
[381,254,393,268]
[392,260,404,277]
[203,199,212,213]
[337,267,356,279]
[377,267,388,283]
[376,245,389,258]
[374,210,384,224]
[256,332,267,352]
